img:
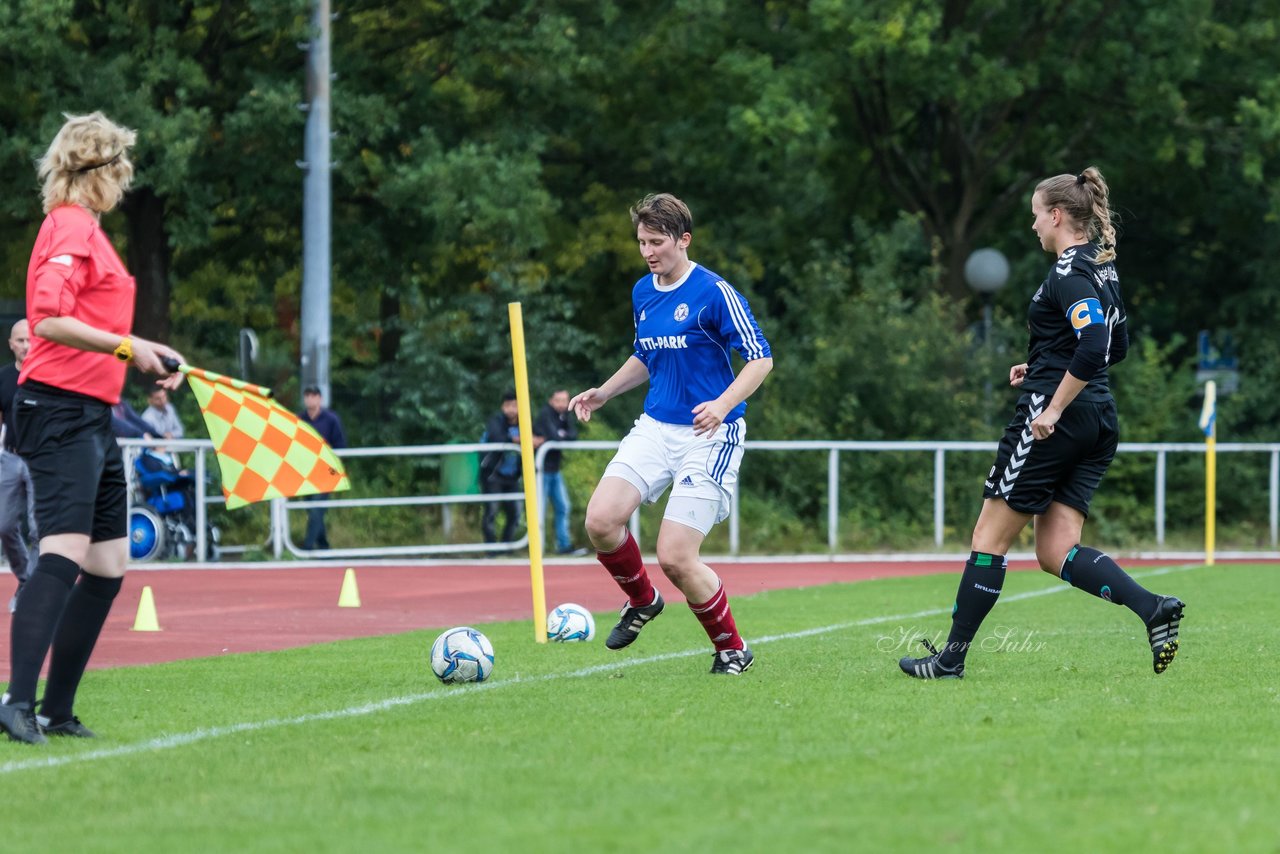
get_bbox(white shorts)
[603,413,746,535]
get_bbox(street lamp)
[964,248,1010,344]
[964,248,1010,418]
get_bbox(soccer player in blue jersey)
[899,167,1184,680]
[570,193,773,675]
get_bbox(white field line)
[0,563,1203,775]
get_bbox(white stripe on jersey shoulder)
[652,261,698,292]
[713,279,766,360]
[1054,246,1077,277]
[49,254,73,266]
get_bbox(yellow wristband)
[113,337,133,362]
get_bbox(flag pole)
[1199,380,1217,566]
[509,303,548,643]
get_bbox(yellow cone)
[131,585,161,632]
[338,567,361,608]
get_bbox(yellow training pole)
[509,302,548,642]
[1200,380,1217,566]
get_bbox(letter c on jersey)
[1067,297,1105,337]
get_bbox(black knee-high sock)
[40,572,123,722]
[1061,545,1159,621]
[6,554,81,706]
[941,551,1007,666]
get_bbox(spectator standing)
[480,390,522,545]
[533,388,586,555]
[0,319,39,613]
[298,385,347,550]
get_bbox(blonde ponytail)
[1035,166,1118,263]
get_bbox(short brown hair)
[629,193,692,241]
[38,112,137,215]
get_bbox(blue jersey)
[630,262,771,425]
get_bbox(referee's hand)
[132,338,186,390]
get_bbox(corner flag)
[177,364,350,509]
[1198,380,1217,438]
[1200,380,1217,565]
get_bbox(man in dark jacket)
[533,388,585,555]
[480,390,521,544]
[299,385,347,550]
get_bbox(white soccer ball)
[546,603,596,642]
[430,626,495,683]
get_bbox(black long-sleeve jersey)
[1021,242,1129,404]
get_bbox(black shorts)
[982,392,1118,517]
[13,382,128,542]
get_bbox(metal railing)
[273,443,528,559]
[738,440,1280,552]
[119,437,1280,562]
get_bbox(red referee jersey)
[21,205,135,404]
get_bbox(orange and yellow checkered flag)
[176,364,349,509]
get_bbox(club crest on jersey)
[674,303,689,322]
[1067,297,1105,336]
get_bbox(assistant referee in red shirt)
[0,112,184,744]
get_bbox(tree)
[0,0,310,343]
[796,0,1238,303]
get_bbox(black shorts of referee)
[13,380,128,542]
[982,391,1118,517]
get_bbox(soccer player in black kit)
[899,167,1184,680]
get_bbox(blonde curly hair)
[38,111,137,214]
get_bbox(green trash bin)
[440,447,480,542]
[441,449,480,496]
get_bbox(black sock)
[40,572,123,722]
[1061,545,1159,621]
[941,551,1007,667]
[6,553,81,705]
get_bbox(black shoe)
[556,546,591,557]
[605,591,665,650]
[37,714,96,738]
[710,645,754,675]
[1146,595,1184,674]
[899,639,965,680]
[0,701,47,745]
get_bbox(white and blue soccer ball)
[546,603,596,642]
[430,626,495,683]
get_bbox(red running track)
[0,556,1216,677]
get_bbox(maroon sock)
[596,530,655,607]
[688,581,743,652]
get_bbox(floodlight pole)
[300,0,332,403]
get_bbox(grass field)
[0,562,1275,852]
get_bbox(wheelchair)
[128,448,220,562]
